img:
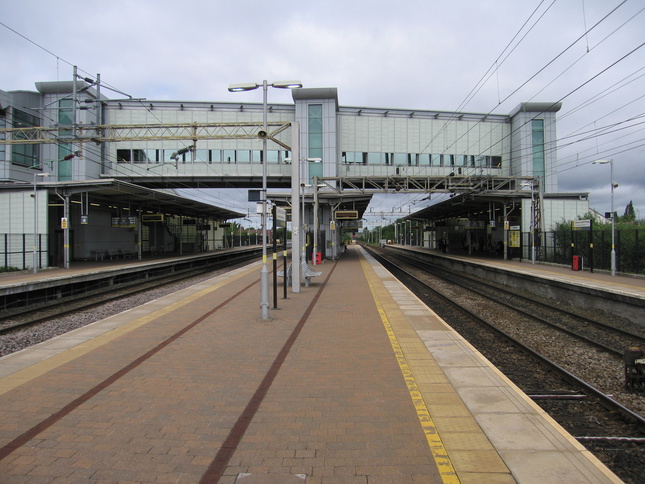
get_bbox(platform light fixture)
[592,159,616,276]
[228,79,302,320]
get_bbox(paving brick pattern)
[0,249,443,483]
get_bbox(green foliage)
[0,266,20,273]
[622,201,636,222]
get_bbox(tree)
[622,200,636,222]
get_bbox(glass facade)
[343,151,501,169]
[12,109,40,167]
[115,148,289,164]
[0,108,5,162]
[308,104,323,161]
[57,99,74,180]
[532,119,545,178]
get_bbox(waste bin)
[314,252,322,265]
[572,255,580,271]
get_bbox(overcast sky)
[1,0,643,226]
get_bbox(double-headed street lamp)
[592,159,617,276]
[228,80,302,320]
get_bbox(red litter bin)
[572,255,580,271]
[314,252,322,265]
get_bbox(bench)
[301,261,322,287]
[278,264,292,285]
[118,249,136,259]
[278,262,322,286]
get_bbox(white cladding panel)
[339,114,509,157]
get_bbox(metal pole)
[290,122,301,292]
[32,174,38,273]
[531,181,536,264]
[272,204,278,309]
[260,80,270,319]
[313,176,319,265]
[302,184,306,262]
[610,160,616,276]
[63,194,70,268]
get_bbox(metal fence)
[0,234,48,271]
[522,228,645,275]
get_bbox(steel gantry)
[0,121,294,150]
[314,174,538,196]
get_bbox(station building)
[0,76,589,269]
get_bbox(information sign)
[572,220,592,231]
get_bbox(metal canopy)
[318,174,533,195]
[405,192,530,222]
[269,190,373,220]
[0,179,244,220]
[406,191,588,222]
[99,174,296,190]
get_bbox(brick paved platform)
[0,246,620,483]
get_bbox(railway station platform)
[391,244,645,298]
[0,246,621,483]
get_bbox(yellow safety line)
[359,257,460,484]
[0,264,259,395]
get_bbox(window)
[57,99,73,179]
[236,150,251,163]
[267,150,279,163]
[224,149,236,163]
[117,149,131,162]
[431,154,442,166]
[419,154,431,165]
[210,149,222,163]
[342,152,366,164]
[133,149,148,162]
[12,108,40,167]
[393,153,407,165]
[308,104,323,160]
[475,155,487,167]
[195,149,209,162]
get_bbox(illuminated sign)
[335,210,358,220]
[142,214,164,222]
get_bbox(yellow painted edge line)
[359,256,460,484]
[0,264,259,396]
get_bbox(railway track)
[364,245,645,484]
[387,249,645,356]
[0,252,262,335]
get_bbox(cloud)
[1,0,643,218]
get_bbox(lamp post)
[228,80,302,319]
[33,173,50,273]
[592,159,616,276]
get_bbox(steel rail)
[364,245,645,433]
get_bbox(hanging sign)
[335,210,358,219]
